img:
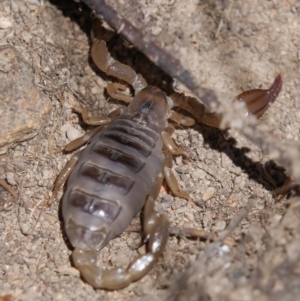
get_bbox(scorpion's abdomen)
[62,115,164,250]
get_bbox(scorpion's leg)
[64,106,124,152]
[51,106,123,201]
[48,149,83,206]
[169,110,195,127]
[126,172,169,283]
[72,105,114,126]
[162,125,188,157]
[64,126,104,152]
[72,172,169,290]
[158,125,190,199]
[163,150,190,200]
[91,39,147,93]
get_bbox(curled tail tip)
[268,74,283,102]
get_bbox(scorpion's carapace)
[51,37,282,290]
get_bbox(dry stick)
[82,0,300,181]
[0,178,18,198]
[217,196,256,243]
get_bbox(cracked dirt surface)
[0,1,300,300]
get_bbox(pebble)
[66,126,83,141]
[212,220,227,232]
[6,171,16,186]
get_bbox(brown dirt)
[0,1,300,300]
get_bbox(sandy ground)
[0,0,300,300]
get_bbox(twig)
[217,196,256,242]
[0,179,18,198]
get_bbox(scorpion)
[51,36,282,290]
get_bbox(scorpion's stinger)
[169,75,282,128]
[72,214,169,290]
[72,177,170,290]
[236,74,282,117]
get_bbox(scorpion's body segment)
[63,87,168,251]
[63,86,173,289]
[52,37,282,290]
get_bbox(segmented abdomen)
[62,114,164,249]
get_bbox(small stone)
[221,152,232,168]
[6,172,16,186]
[79,85,86,96]
[202,214,213,228]
[192,169,206,180]
[66,126,83,141]
[91,85,100,94]
[20,223,31,235]
[21,31,32,43]
[185,211,194,222]
[202,187,216,201]
[212,220,227,231]
[202,192,213,201]
[175,166,189,174]
[42,168,53,180]
[175,156,182,165]
[0,16,13,29]
[224,198,237,207]
[234,176,245,190]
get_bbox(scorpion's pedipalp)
[236,75,282,117]
[91,40,147,93]
[73,105,113,126]
[106,82,133,103]
[162,130,188,156]
[48,149,83,206]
